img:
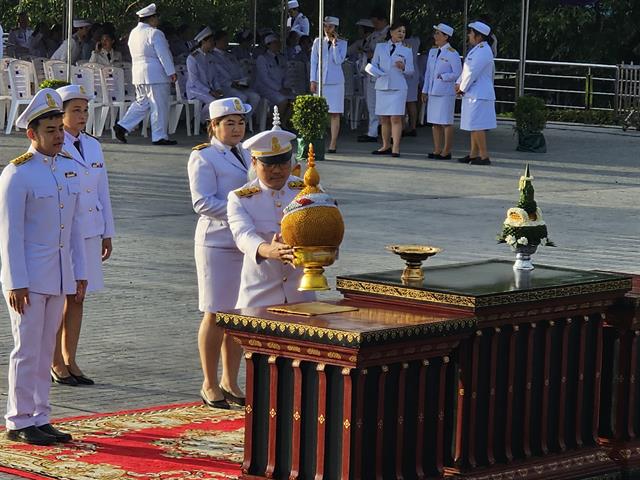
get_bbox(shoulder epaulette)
[288,180,305,190]
[192,143,210,151]
[478,44,484,48]
[10,152,33,166]
[59,151,73,159]
[234,186,262,198]
[447,47,456,52]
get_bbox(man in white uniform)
[286,1,310,37]
[227,123,315,308]
[114,3,177,145]
[0,89,87,445]
[7,13,33,57]
[357,9,389,142]
[50,20,91,64]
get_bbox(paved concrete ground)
[0,121,638,478]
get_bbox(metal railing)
[494,58,619,112]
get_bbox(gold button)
[60,224,64,229]
[275,201,282,207]
[271,191,275,197]
[283,277,287,282]
[58,186,62,191]
[89,207,93,212]
[59,203,64,209]
[85,171,89,175]
[51,167,56,171]
[59,244,64,248]
[43,159,48,164]
[86,188,91,193]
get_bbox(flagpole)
[318,0,324,96]
[518,0,530,97]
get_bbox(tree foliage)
[1,0,639,63]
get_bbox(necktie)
[74,140,83,159]
[327,40,332,50]
[390,44,396,56]
[107,52,111,61]
[230,146,245,167]
[275,55,280,66]
[436,48,441,59]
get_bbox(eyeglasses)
[258,161,291,171]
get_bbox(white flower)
[540,237,547,246]
[517,237,529,245]
[505,235,516,245]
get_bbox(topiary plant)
[39,79,71,90]
[291,95,329,141]
[513,95,547,153]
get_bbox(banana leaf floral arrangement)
[497,164,555,249]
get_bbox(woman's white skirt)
[375,88,408,116]
[323,83,345,113]
[460,97,497,131]
[194,244,243,313]
[85,235,104,293]
[426,95,456,125]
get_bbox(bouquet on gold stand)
[497,164,555,270]
[280,144,344,290]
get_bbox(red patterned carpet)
[0,403,244,479]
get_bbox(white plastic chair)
[44,60,68,81]
[141,81,184,138]
[120,62,135,102]
[342,61,366,130]
[174,63,199,136]
[30,57,47,86]
[5,60,34,134]
[0,68,12,131]
[71,64,108,136]
[99,66,131,139]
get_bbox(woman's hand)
[394,59,405,71]
[310,81,318,94]
[102,237,113,261]
[420,93,428,103]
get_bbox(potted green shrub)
[39,79,70,89]
[291,95,329,161]
[513,95,547,153]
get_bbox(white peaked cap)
[16,88,63,129]
[433,23,454,36]
[136,3,157,18]
[208,97,252,120]
[468,21,491,36]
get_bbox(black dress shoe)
[427,152,439,159]
[469,157,491,165]
[220,386,246,406]
[327,149,336,154]
[152,139,178,145]
[51,369,78,386]
[70,372,94,385]
[392,152,400,158]
[457,155,471,163]
[372,148,392,155]
[436,153,452,160]
[6,426,57,446]
[38,424,72,442]
[200,389,230,410]
[113,123,127,143]
[357,134,378,143]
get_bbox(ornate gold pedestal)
[292,246,338,291]
[386,244,442,284]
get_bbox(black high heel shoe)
[200,388,230,409]
[51,369,78,386]
[220,385,246,407]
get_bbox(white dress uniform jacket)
[371,41,414,91]
[310,37,347,84]
[227,176,316,308]
[189,138,250,249]
[457,41,495,100]
[51,35,82,64]
[88,48,123,66]
[255,51,288,104]
[287,13,310,36]
[63,131,115,240]
[0,147,86,296]
[422,43,462,96]
[186,49,219,104]
[211,48,260,110]
[128,22,176,84]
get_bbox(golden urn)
[281,144,344,291]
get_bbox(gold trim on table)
[336,278,633,309]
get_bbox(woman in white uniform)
[310,16,347,153]
[421,23,462,159]
[403,27,421,137]
[369,18,414,158]
[52,85,115,386]
[455,21,496,166]
[188,97,252,409]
